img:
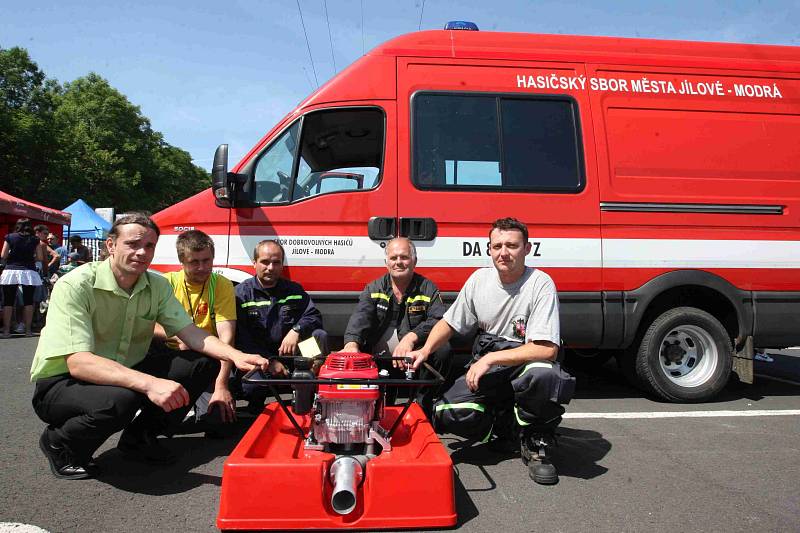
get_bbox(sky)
[2,0,799,171]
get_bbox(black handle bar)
[242,357,444,388]
[242,356,443,441]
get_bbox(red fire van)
[152,26,800,402]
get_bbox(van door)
[397,58,603,347]
[231,103,397,333]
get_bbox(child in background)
[57,252,81,276]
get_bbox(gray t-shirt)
[444,267,560,345]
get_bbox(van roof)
[234,28,800,175]
[370,29,800,71]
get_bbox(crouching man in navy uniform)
[233,239,329,410]
[342,237,450,415]
[407,218,575,485]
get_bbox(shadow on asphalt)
[92,419,252,495]
[554,427,610,479]
[453,475,480,527]
[446,425,611,481]
[716,377,800,401]
[441,425,610,529]
[565,354,800,403]
[568,362,643,400]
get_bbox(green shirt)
[30,260,194,381]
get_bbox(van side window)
[412,93,584,192]
[253,108,384,204]
[253,122,300,203]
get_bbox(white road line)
[0,524,49,533]
[563,409,800,419]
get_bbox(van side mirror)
[212,144,231,207]
[211,144,247,208]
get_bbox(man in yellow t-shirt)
[154,230,237,434]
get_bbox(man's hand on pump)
[406,348,430,371]
[267,358,288,377]
[278,329,300,356]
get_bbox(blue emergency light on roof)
[444,21,479,31]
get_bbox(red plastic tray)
[217,403,457,530]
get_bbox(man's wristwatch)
[291,324,302,334]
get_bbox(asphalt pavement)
[1,337,798,533]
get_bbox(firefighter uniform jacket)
[235,276,323,357]
[343,273,446,352]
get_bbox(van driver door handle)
[368,217,397,240]
[399,218,437,241]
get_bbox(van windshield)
[253,108,384,204]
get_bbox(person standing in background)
[1,218,46,337]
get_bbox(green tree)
[148,140,211,212]
[1,49,209,213]
[0,47,62,201]
[52,73,209,212]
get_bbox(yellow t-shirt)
[163,270,236,349]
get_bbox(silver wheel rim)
[657,324,719,388]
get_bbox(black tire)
[633,307,732,402]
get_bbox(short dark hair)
[68,235,82,244]
[490,217,528,243]
[14,218,33,235]
[253,239,285,263]
[34,224,50,234]
[108,212,160,241]
[176,230,215,263]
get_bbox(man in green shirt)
[30,213,269,480]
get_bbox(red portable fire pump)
[217,352,456,530]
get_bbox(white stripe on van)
[153,235,800,269]
[603,238,800,269]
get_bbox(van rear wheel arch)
[623,270,750,349]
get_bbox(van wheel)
[634,307,732,402]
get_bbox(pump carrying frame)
[241,355,445,440]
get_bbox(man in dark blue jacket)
[342,237,450,414]
[234,240,328,408]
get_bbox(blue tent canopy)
[63,199,111,239]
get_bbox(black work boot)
[521,429,558,485]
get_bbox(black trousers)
[32,347,219,463]
[432,360,575,440]
[2,284,35,306]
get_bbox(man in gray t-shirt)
[444,266,560,348]
[408,218,574,485]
